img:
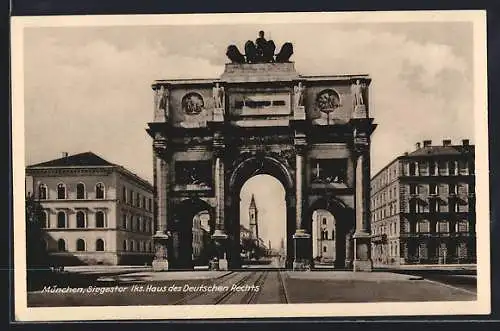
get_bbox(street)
[27,268,477,307]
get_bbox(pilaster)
[152,133,170,271]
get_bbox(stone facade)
[147,49,376,271]
[370,140,476,266]
[26,152,154,266]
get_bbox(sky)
[23,20,475,249]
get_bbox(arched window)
[38,184,48,200]
[40,211,48,228]
[57,183,66,199]
[76,183,86,199]
[57,239,66,252]
[76,239,86,251]
[123,240,127,251]
[95,211,105,228]
[95,183,105,199]
[57,211,66,228]
[96,239,105,251]
[76,211,86,228]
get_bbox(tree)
[25,193,49,270]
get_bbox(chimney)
[462,139,470,146]
[403,152,409,156]
[423,140,432,147]
[61,152,69,158]
[442,139,452,147]
[415,142,421,150]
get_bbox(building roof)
[26,152,153,190]
[371,141,474,181]
[249,194,256,209]
[27,152,115,168]
[406,145,474,157]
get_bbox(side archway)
[305,197,355,269]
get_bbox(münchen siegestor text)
[41,286,127,294]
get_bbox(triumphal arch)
[147,32,376,271]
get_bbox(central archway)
[227,155,295,269]
[239,174,287,268]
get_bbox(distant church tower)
[249,194,259,241]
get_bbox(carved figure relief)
[212,83,225,109]
[294,82,305,108]
[351,79,366,107]
[182,92,204,115]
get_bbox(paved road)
[383,268,477,293]
[27,269,475,307]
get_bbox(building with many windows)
[312,210,336,263]
[370,139,476,266]
[25,152,154,266]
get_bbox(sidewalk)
[285,271,423,281]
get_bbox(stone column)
[293,133,311,270]
[212,135,228,270]
[152,135,170,271]
[353,134,373,272]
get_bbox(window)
[409,163,417,176]
[323,246,327,253]
[130,240,135,251]
[322,217,327,225]
[437,221,449,233]
[331,229,335,240]
[142,197,146,209]
[38,184,47,200]
[122,214,127,229]
[136,193,140,207]
[95,183,105,199]
[438,243,448,257]
[148,198,152,211]
[57,211,66,228]
[76,239,86,251]
[76,211,86,228]
[138,217,143,232]
[57,183,66,199]
[149,242,153,252]
[57,239,66,252]
[123,187,127,203]
[129,190,134,205]
[457,242,467,258]
[40,211,48,228]
[123,240,128,251]
[417,220,430,233]
[76,183,85,199]
[96,239,105,251]
[456,220,469,232]
[95,211,105,228]
[418,243,428,259]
